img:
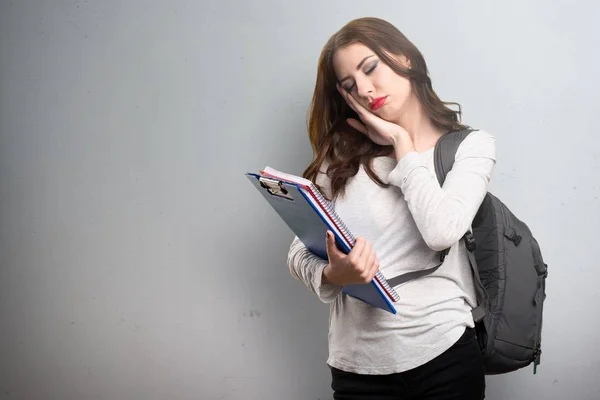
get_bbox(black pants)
[330,327,485,400]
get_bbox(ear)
[398,54,412,69]
[384,50,412,70]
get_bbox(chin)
[378,107,399,122]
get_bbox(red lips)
[369,96,387,111]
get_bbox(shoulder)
[455,129,496,161]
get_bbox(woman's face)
[332,42,413,122]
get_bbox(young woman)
[287,17,495,400]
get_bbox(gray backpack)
[433,129,548,375]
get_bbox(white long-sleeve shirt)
[287,129,496,374]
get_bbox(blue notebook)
[246,166,399,314]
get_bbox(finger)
[336,86,381,140]
[359,240,373,266]
[364,250,377,281]
[357,242,375,282]
[347,118,368,135]
[325,231,342,260]
[343,90,362,114]
[370,254,380,280]
[364,245,376,271]
[335,82,376,119]
[349,237,366,265]
[355,239,371,274]
[341,88,370,116]
[336,83,366,115]
[337,84,357,112]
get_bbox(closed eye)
[365,61,378,75]
[342,61,378,93]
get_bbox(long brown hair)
[302,17,468,200]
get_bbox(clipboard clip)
[258,177,294,201]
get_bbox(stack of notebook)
[246,166,399,314]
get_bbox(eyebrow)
[338,55,375,83]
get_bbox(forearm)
[287,237,342,303]
[388,131,496,250]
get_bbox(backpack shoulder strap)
[434,128,487,323]
[388,129,478,288]
[433,129,475,186]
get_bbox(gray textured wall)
[1,1,598,399]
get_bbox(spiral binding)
[307,183,400,302]
[310,185,355,244]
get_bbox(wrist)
[322,264,334,285]
[394,144,415,160]
[389,128,404,147]
[392,130,415,159]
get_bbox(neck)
[392,95,445,153]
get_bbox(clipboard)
[245,168,399,314]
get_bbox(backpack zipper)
[532,266,546,374]
[498,198,546,375]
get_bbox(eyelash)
[344,62,378,93]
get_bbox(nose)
[355,76,374,99]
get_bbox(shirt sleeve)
[285,160,343,303]
[387,130,497,251]
[287,236,343,303]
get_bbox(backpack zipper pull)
[533,346,542,374]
